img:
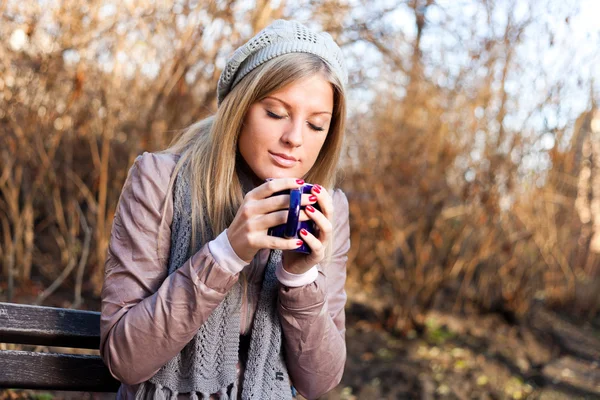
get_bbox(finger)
[246,178,305,200]
[253,192,317,214]
[305,204,333,242]
[256,235,305,251]
[298,227,324,256]
[246,194,291,216]
[302,193,319,206]
[298,210,311,222]
[311,184,334,220]
[255,209,290,230]
[247,205,312,233]
[242,191,317,218]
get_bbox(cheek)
[239,114,259,148]
[307,135,328,162]
[238,127,259,167]
[238,121,274,166]
[241,114,273,148]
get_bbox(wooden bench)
[0,302,120,392]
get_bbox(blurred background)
[1,0,600,399]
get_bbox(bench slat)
[0,302,101,349]
[0,350,121,392]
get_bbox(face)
[238,74,334,182]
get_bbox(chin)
[263,169,304,180]
[268,171,296,179]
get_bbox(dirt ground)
[2,300,600,400]
[320,304,600,400]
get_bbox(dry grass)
[0,0,598,331]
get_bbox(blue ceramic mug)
[268,184,320,254]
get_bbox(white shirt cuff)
[275,264,319,287]
[208,230,248,275]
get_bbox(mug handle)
[284,188,302,238]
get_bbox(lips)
[269,152,298,168]
[271,152,297,161]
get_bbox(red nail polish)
[296,240,304,246]
[306,205,315,213]
[309,195,317,202]
[300,228,308,236]
[313,187,321,194]
[296,179,305,185]
[315,184,322,190]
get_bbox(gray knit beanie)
[217,19,347,105]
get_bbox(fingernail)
[296,240,304,246]
[315,184,322,191]
[296,179,305,185]
[300,228,308,236]
[306,205,315,213]
[308,195,317,202]
[313,186,321,194]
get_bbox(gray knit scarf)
[135,167,293,400]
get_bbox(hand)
[227,178,317,263]
[282,184,333,274]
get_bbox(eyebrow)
[264,96,332,116]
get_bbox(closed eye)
[266,110,284,120]
[308,122,325,132]
[267,109,325,132]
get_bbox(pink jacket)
[99,152,350,399]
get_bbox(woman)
[100,19,350,400]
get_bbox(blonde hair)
[159,52,347,256]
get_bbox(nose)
[281,118,303,147]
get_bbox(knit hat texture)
[217,19,347,105]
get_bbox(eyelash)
[266,110,284,120]
[266,110,325,132]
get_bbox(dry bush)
[0,0,286,304]
[0,0,598,332]
[339,0,600,330]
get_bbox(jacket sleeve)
[277,189,350,399]
[99,152,241,385]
